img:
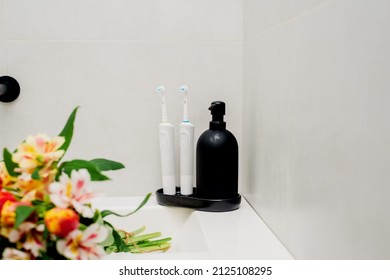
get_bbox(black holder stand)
[156,187,241,212]
[0,76,20,103]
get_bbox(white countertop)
[92,194,293,260]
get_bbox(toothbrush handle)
[180,122,194,195]
[159,123,176,195]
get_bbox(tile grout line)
[245,0,336,42]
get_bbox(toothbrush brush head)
[179,85,189,95]
[156,86,166,95]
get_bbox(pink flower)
[2,248,32,260]
[8,222,46,257]
[56,223,108,260]
[12,134,65,174]
[49,169,95,218]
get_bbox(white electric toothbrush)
[157,86,176,195]
[179,85,195,195]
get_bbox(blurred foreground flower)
[0,107,171,259]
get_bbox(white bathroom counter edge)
[92,195,293,260]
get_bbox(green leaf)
[58,106,79,156]
[31,200,53,218]
[104,221,129,252]
[89,159,125,171]
[93,210,102,224]
[101,193,151,218]
[3,148,19,177]
[58,159,110,181]
[100,226,115,248]
[78,224,87,230]
[14,205,35,228]
[31,167,41,180]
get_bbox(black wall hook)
[0,76,20,103]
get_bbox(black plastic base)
[156,187,241,212]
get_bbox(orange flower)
[0,200,31,227]
[13,173,51,200]
[0,192,16,213]
[44,208,80,238]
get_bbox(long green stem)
[130,243,171,253]
[127,238,172,248]
[105,227,172,254]
[129,232,162,243]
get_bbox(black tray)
[155,187,241,212]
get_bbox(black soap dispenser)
[196,101,239,199]
[155,100,241,212]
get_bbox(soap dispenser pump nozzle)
[209,101,226,130]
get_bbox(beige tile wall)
[0,0,5,73]
[244,0,329,39]
[243,0,390,259]
[0,0,243,197]
[7,0,242,41]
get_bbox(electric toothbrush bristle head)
[179,85,189,94]
[179,85,190,122]
[156,86,166,94]
[156,86,169,123]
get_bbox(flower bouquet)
[0,107,171,260]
